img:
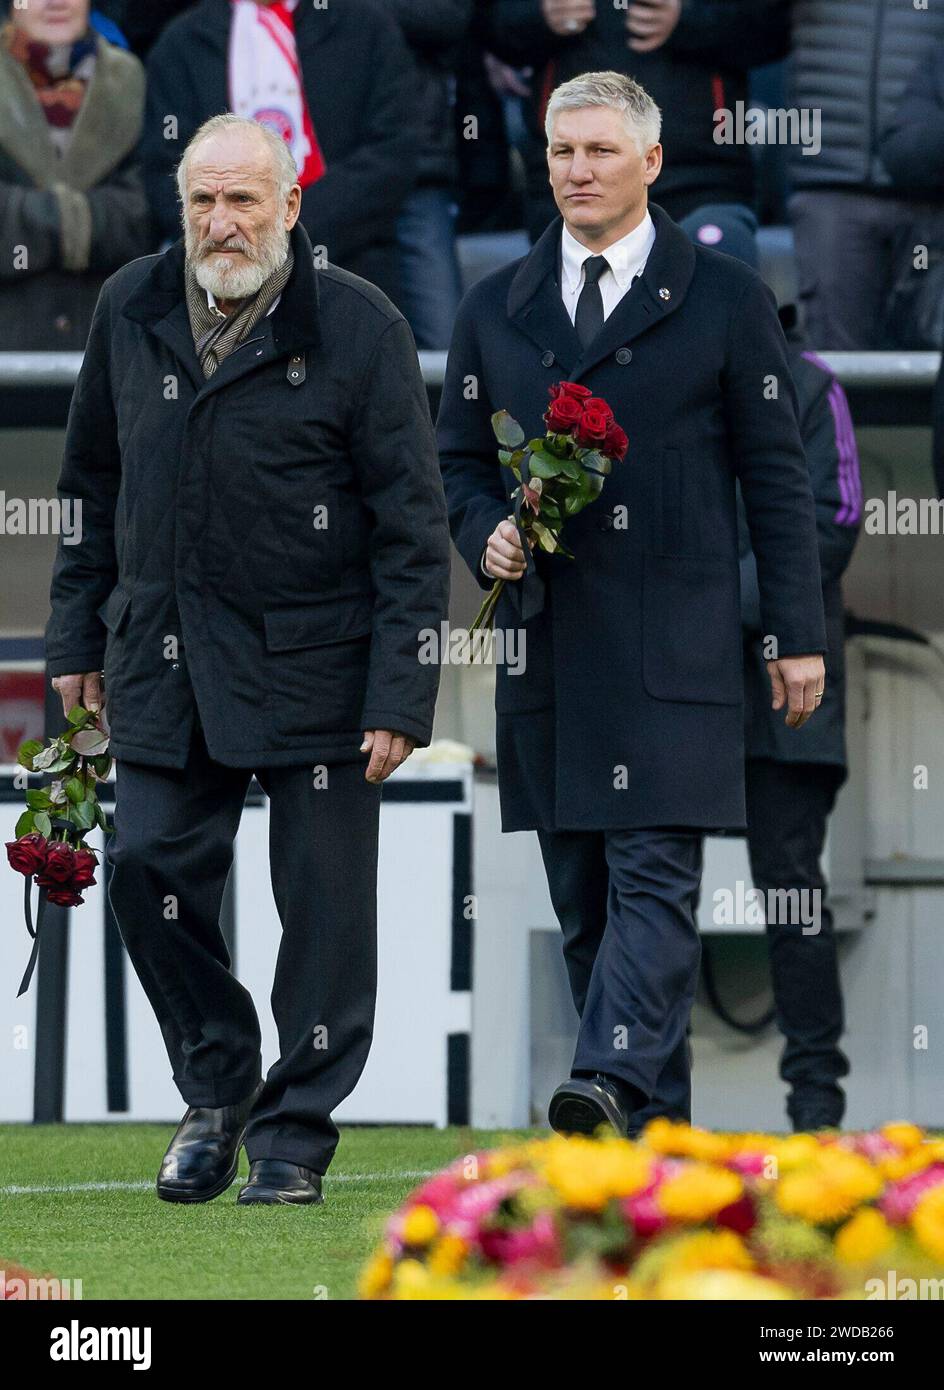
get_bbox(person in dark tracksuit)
[737,306,862,1131]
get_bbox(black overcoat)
[437,204,828,832]
[45,221,451,769]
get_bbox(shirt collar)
[206,287,282,318]
[560,209,656,294]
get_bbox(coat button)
[171,662,180,671]
[541,350,555,367]
[616,348,632,365]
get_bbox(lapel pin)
[659,287,671,301]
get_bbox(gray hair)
[545,71,662,154]
[176,113,299,211]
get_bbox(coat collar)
[121,220,323,395]
[0,33,144,192]
[507,202,696,379]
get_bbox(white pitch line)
[0,1170,434,1197]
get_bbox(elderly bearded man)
[438,72,827,1138]
[45,115,451,1205]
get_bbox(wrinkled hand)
[51,670,104,719]
[626,0,681,52]
[541,0,595,36]
[484,518,535,581]
[361,730,415,783]
[767,654,826,729]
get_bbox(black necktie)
[574,254,608,349]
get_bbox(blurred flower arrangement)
[360,1121,944,1300]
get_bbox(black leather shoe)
[789,1084,845,1134]
[548,1073,636,1137]
[237,1159,324,1206]
[156,1082,262,1204]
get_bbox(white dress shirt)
[560,211,656,323]
[205,288,282,318]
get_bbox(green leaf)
[16,739,44,771]
[34,811,52,837]
[32,743,62,771]
[71,728,109,757]
[491,410,525,449]
[94,801,109,831]
[527,452,562,480]
[14,810,35,837]
[531,521,559,554]
[67,705,90,726]
[63,777,85,804]
[93,755,112,779]
[72,801,96,831]
[45,755,76,774]
[579,450,612,476]
[25,788,51,810]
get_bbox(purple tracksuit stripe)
[802,351,861,526]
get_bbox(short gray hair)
[176,113,299,211]
[545,71,662,153]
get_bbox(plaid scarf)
[184,243,294,378]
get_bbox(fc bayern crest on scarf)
[228,0,326,187]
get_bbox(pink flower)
[479,1210,560,1268]
[623,1191,669,1238]
[879,1163,944,1224]
[729,1150,768,1177]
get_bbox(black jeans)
[745,757,849,1124]
[105,719,382,1174]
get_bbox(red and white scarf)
[228,0,326,188]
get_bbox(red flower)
[603,422,629,461]
[35,841,77,886]
[716,1193,757,1235]
[5,833,48,876]
[71,849,98,888]
[548,380,592,403]
[45,887,85,908]
[582,397,615,424]
[544,393,584,432]
[574,408,610,448]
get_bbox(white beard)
[187,223,289,303]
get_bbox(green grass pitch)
[0,1122,540,1300]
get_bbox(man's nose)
[208,204,236,241]
[568,157,593,183]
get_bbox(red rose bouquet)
[5,705,111,995]
[471,381,628,632]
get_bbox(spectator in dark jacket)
[0,0,150,350]
[878,38,944,496]
[484,0,790,245]
[738,304,862,1130]
[93,1,196,57]
[390,1,472,348]
[140,0,420,305]
[788,0,944,349]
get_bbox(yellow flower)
[769,1134,823,1171]
[661,1229,754,1274]
[642,1118,732,1163]
[776,1152,882,1224]
[834,1208,894,1265]
[539,1133,652,1211]
[401,1203,439,1246]
[391,1258,432,1297]
[358,1250,394,1300]
[656,1269,794,1301]
[427,1232,469,1277]
[881,1122,925,1152]
[657,1164,743,1223]
[912,1183,944,1263]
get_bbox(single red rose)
[548,380,592,403]
[574,408,610,448]
[35,841,77,886]
[45,887,84,908]
[5,832,49,876]
[603,422,629,461]
[582,397,615,424]
[544,393,584,432]
[71,849,98,888]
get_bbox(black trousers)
[105,718,382,1174]
[745,757,849,1124]
[537,827,705,1125]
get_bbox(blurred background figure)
[788,0,944,349]
[481,0,790,254]
[0,0,150,350]
[738,303,862,1131]
[139,0,419,306]
[93,1,197,57]
[388,1,472,349]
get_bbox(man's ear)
[643,143,663,186]
[284,183,302,230]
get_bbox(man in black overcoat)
[437,71,828,1136]
[45,115,451,1203]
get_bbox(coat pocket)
[96,584,131,636]
[262,590,374,737]
[262,590,374,652]
[641,554,742,705]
